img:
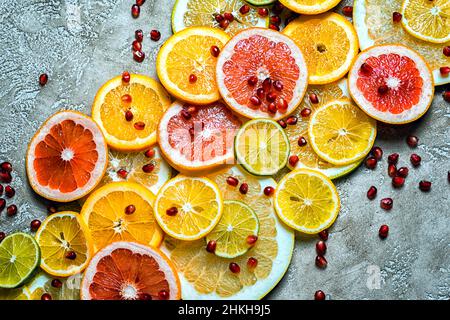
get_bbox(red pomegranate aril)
[444,90,450,102]
[316,241,327,256]
[142,163,155,173]
[286,116,297,125]
[65,251,77,260]
[166,207,178,216]
[314,290,326,301]
[406,135,419,148]
[131,4,140,18]
[289,155,299,167]
[135,29,143,42]
[298,136,307,147]
[256,88,265,99]
[210,45,220,57]
[258,8,268,17]
[309,93,319,104]
[189,74,197,83]
[378,85,389,95]
[136,0,145,5]
[125,110,134,122]
[133,50,145,63]
[132,40,142,51]
[380,198,393,210]
[0,162,12,173]
[246,235,258,245]
[229,262,240,274]
[342,6,353,17]
[272,2,284,14]
[239,183,249,195]
[0,232,5,242]
[419,180,431,192]
[215,14,224,23]
[444,46,450,57]
[223,12,234,21]
[6,205,17,217]
[144,149,155,158]
[393,12,402,22]
[187,106,197,114]
[206,240,217,253]
[367,186,377,200]
[440,66,450,76]
[51,279,62,289]
[268,102,277,114]
[397,167,409,178]
[410,153,421,167]
[181,109,192,120]
[270,15,282,25]
[262,78,272,92]
[388,164,397,177]
[134,121,145,130]
[277,120,287,128]
[266,92,277,102]
[301,108,312,117]
[47,205,57,214]
[269,24,280,31]
[318,229,329,241]
[273,80,283,91]
[5,185,15,198]
[264,186,275,196]
[276,97,288,112]
[30,219,41,231]
[360,62,373,75]
[125,205,136,215]
[250,96,262,106]
[247,257,258,269]
[0,171,12,183]
[39,73,48,86]
[392,176,405,188]
[315,255,327,269]
[219,19,230,30]
[448,171,450,183]
[388,153,399,165]
[41,293,52,300]
[121,94,132,104]
[117,169,128,179]
[239,4,250,15]
[150,30,161,41]
[0,185,3,196]
[158,290,169,300]
[226,176,239,187]
[0,199,5,212]
[365,156,377,169]
[379,225,389,239]
[122,71,130,83]
[247,76,258,86]
[371,146,383,160]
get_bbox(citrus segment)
[279,0,341,14]
[0,287,30,300]
[26,111,108,202]
[27,272,83,300]
[81,242,181,300]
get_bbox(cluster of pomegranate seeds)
[215,11,234,30]
[206,240,216,253]
[39,73,48,86]
[166,207,178,216]
[239,182,249,194]
[314,290,326,301]
[342,6,353,17]
[125,204,136,215]
[30,219,41,231]
[229,262,240,274]
[392,12,402,23]
[0,161,18,219]
[315,229,329,269]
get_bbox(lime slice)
[206,200,259,258]
[0,233,40,288]
[0,287,30,300]
[245,0,276,6]
[27,272,82,300]
[235,119,290,176]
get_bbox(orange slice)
[279,0,341,14]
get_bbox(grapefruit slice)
[81,242,181,300]
[216,28,308,120]
[26,111,108,202]
[157,101,242,173]
[348,44,434,124]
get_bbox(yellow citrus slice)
[27,272,83,300]
[171,0,268,36]
[401,0,450,44]
[80,182,164,252]
[279,0,341,14]
[206,200,259,258]
[308,99,377,166]
[274,168,340,234]
[282,13,359,85]
[161,165,294,299]
[154,176,223,241]
[157,27,230,104]
[91,74,171,152]
[35,212,93,277]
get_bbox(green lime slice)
[206,200,259,258]
[235,119,290,176]
[0,233,40,288]
[245,0,276,5]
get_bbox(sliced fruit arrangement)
[309,99,377,166]
[353,0,450,85]
[280,0,341,14]
[172,0,268,35]
[0,233,40,288]
[27,272,83,300]
[157,101,242,173]
[162,166,295,299]
[348,44,434,124]
[154,176,223,241]
[282,13,359,85]
[157,27,230,104]
[81,182,163,252]
[26,111,108,202]
[216,27,308,120]
[235,119,289,175]
[274,168,340,234]
[401,0,450,44]
[91,74,171,151]
[81,241,181,300]
[35,212,93,277]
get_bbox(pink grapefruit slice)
[157,101,242,173]
[348,44,434,124]
[216,28,308,120]
[26,111,108,202]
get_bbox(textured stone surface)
[0,0,448,300]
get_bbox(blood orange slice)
[216,28,308,120]
[157,101,242,173]
[26,111,108,202]
[81,242,181,300]
[348,45,434,124]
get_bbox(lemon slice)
[280,0,341,14]
[206,200,259,258]
[154,176,223,241]
[235,119,289,176]
[27,272,82,300]
[308,99,377,166]
[274,168,340,234]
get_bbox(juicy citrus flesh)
[206,200,259,258]
[401,0,450,43]
[36,212,92,277]
[282,13,359,84]
[28,272,82,300]
[81,182,163,252]
[235,119,289,176]
[280,0,341,14]
[274,169,340,233]
[0,287,29,300]
[309,99,377,166]
[0,233,40,288]
[154,176,223,240]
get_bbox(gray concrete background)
[0,0,448,300]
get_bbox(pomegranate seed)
[51,279,62,288]
[444,90,450,102]
[316,241,327,256]
[264,186,275,196]
[132,40,142,51]
[448,171,450,183]
[272,2,284,14]
[219,19,230,30]
[406,135,419,148]
[30,219,41,231]
[0,232,5,242]
[309,93,319,104]
[298,136,307,147]
[239,183,249,195]
[47,205,57,214]
[210,45,220,57]
[41,293,52,301]
[250,96,261,106]
[247,257,258,269]
[39,73,48,86]
[388,164,397,177]
[134,121,145,130]
[319,229,329,241]
[121,94,132,104]
[0,199,5,212]
[365,156,377,169]
[258,8,268,17]
[131,4,140,18]
[166,207,178,216]
[277,120,287,128]
[150,30,161,41]
[188,74,197,83]
[246,235,258,245]
[223,12,234,22]
[314,290,326,301]
[378,85,389,95]
[0,162,12,173]
[371,146,383,160]
[367,186,377,200]
[268,103,277,114]
[410,153,421,167]
[393,12,402,22]
[247,76,258,86]
[276,97,288,112]
[117,169,128,179]
[0,171,12,183]
[158,290,169,300]
[397,167,409,178]
[142,163,155,173]
[286,116,297,125]
[5,185,15,198]
[206,240,216,253]
[0,185,2,196]
[315,256,327,269]
[136,0,145,5]
[342,6,353,17]
[239,5,250,15]
[269,24,280,31]
[262,78,272,92]
[256,88,265,99]
[215,14,224,23]
[229,262,240,274]
[125,110,133,122]
[380,198,393,210]
[273,80,283,91]
[440,66,450,76]
[388,153,399,165]
[6,205,17,217]
[270,15,282,25]
[379,225,389,239]
[187,106,197,114]
[133,50,145,62]
[226,176,239,187]
[135,29,143,42]
[125,205,136,215]
[289,155,299,167]
[419,180,431,192]
[144,149,155,158]
[65,251,77,260]
[266,92,277,102]
[301,108,311,117]
[181,109,192,120]
[360,62,373,75]
[443,46,450,57]
[392,176,405,188]
[122,71,130,83]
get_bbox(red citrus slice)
[81,242,181,300]
[26,111,108,202]
[157,101,242,173]
[216,28,308,120]
[348,45,434,124]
